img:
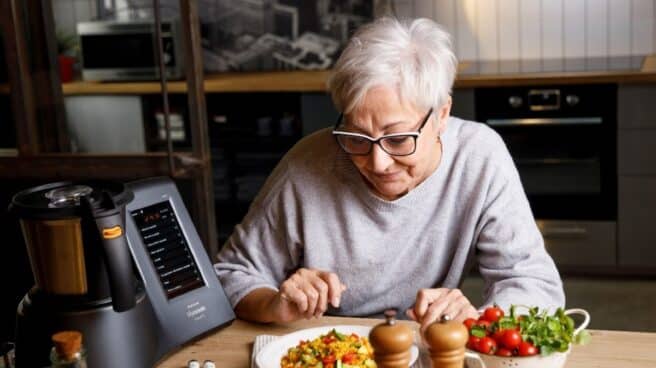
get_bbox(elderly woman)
[215,17,564,331]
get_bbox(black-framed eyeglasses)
[332,108,434,156]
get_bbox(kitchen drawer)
[618,176,656,268]
[537,220,616,267]
[618,85,656,129]
[618,129,656,175]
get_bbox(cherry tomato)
[322,355,336,365]
[322,336,335,344]
[476,336,497,355]
[518,341,539,356]
[491,328,505,342]
[500,329,522,350]
[482,306,504,323]
[495,348,513,357]
[467,335,481,350]
[463,318,477,331]
[475,319,492,332]
[342,352,357,364]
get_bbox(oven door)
[489,116,616,221]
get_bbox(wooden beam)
[0,0,40,155]
[25,0,70,151]
[180,0,218,258]
[0,153,203,179]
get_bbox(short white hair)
[328,17,457,114]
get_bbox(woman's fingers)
[280,268,346,319]
[410,288,477,333]
[318,271,346,308]
[413,288,447,321]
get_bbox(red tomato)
[518,341,539,356]
[482,306,504,323]
[495,348,513,357]
[322,355,336,365]
[322,336,335,344]
[475,319,492,332]
[476,336,497,355]
[467,335,481,350]
[491,328,505,342]
[342,352,357,364]
[500,329,522,350]
[463,318,477,331]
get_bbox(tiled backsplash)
[53,0,655,65]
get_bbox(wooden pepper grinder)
[369,309,414,368]
[423,315,469,368]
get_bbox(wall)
[52,0,97,34]
[54,0,656,68]
[394,0,656,68]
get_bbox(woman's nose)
[369,143,394,172]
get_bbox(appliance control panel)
[125,177,234,355]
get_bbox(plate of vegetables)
[255,325,418,368]
[463,305,591,368]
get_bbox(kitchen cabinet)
[618,177,656,267]
[617,85,656,269]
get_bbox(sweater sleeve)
[213,161,302,308]
[474,131,565,312]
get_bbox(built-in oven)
[475,85,617,269]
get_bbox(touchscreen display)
[131,201,204,299]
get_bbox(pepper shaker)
[423,315,469,368]
[369,309,414,368]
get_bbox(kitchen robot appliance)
[10,177,234,367]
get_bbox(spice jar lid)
[52,330,82,361]
[369,309,414,354]
[424,315,469,351]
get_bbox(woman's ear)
[435,96,452,135]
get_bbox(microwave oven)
[77,20,184,81]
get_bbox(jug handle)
[95,212,136,312]
[465,350,486,368]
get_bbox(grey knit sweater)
[214,116,565,317]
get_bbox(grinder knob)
[369,309,414,368]
[424,315,469,368]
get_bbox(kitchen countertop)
[1,56,655,95]
[155,316,656,368]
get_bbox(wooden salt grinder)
[423,315,469,368]
[369,310,414,368]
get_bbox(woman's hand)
[405,288,479,334]
[268,268,347,323]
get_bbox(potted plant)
[56,30,78,83]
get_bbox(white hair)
[328,17,458,114]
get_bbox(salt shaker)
[369,309,414,368]
[423,315,469,368]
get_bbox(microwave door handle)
[486,117,602,126]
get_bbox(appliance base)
[15,289,160,368]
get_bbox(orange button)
[102,226,123,239]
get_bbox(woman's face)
[344,85,451,200]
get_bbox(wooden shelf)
[60,70,331,95]
[2,56,656,95]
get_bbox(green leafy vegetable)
[506,305,590,356]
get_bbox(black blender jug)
[10,181,158,368]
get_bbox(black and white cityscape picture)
[201,0,373,72]
[114,0,373,72]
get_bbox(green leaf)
[471,325,487,338]
[574,330,592,345]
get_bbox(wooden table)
[156,316,656,368]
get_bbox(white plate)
[255,325,419,368]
